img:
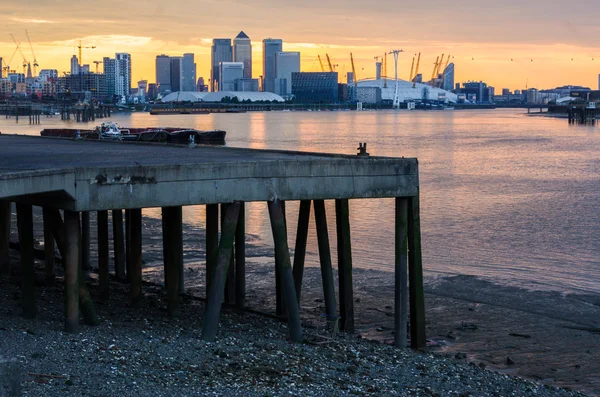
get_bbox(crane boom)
[438,54,451,88]
[350,52,358,84]
[436,54,445,80]
[430,56,439,86]
[25,30,39,75]
[318,55,325,72]
[409,56,415,83]
[78,40,96,67]
[413,52,421,88]
[326,54,333,72]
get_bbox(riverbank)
[0,268,587,397]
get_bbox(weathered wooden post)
[268,200,303,342]
[395,198,409,348]
[0,201,11,276]
[206,204,219,298]
[235,202,246,309]
[125,209,132,281]
[16,203,36,319]
[407,194,426,350]
[335,199,354,333]
[162,206,182,318]
[112,210,126,279]
[129,209,143,306]
[222,203,236,305]
[42,208,55,285]
[313,200,338,328]
[81,212,91,279]
[292,200,311,302]
[97,210,110,300]
[202,202,241,341]
[63,210,80,333]
[274,201,287,316]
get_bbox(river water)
[2,109,599,296]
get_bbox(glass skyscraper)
[211,39,233,92]
[291,72,338,103]
[442,63,455,92]
[262,38,283,93]
[181,53,197,92]
[155,54,171,93]
[233,31,252,80]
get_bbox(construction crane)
[325,54,333,72]
[93,60,103,74]
[430,56,439,86]
[3,42,22,75]
[317,55,325,72]
[78,40,96,67]
[435,54,445,84]
[409,55,416,83]
[413,52,421,88]
[350,53,358,84]
[438,54,451,88]
[25,30,39,76]
[10,33,28,75]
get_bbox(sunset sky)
[1,0,600,91]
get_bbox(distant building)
[219,62,244,91]
[137,80,148,98]
[80,65,90,74]
[262,38,283,93]
[39,69,58,82]
[502,88,511,96]
[103,58,116,97]
[338,83,349,102]
[197,77,208,92]
[211,39,233,91]
[526,88,539,104]
[233,31,252,79]
[274,52,300,97]
[155,54,171,93]
[170,57,182,92]
[346,72,354,85]
[7,73,25,84]
[291,72,338,103]
[147,83,157,100]
[70,55,79,75]
[103,53,131,101]
[442,63,454,92]
[459,81,489,103]
[0,57,3,78]
[181,53,196,92]
[357,86,382,104]
[488,86,495,98]
[375,62,382,80]
[58,72,107,100]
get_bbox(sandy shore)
[0,266,587,397]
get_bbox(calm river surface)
[3,109,599,295]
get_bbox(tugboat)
[95,121,135,141]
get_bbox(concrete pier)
[0,135,425,348]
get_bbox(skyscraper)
[262,38,282,93]
[155,54,171,93]
[170,57,182,92]
[442,63,455,92]
[70,55,80,75]
[181,53,197,92]
[219,62,244,91]
[115,53,132,99]
[274,51,300,97]
[211,39,232,91]
[233,31,252,79]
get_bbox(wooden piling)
[206,204,219,298]
[129,209,143,306]
[407,194,426,350]
[274,201,287,316]
[222,204,236,305]
[97,210,110,300]
[235,202,246,309]
[63,210,80,333]
[292,200,311,302]
[202,202,241,342]
[81,212,91,279]
[0,201,11,276]
[313,200,338,327]
[125,209,132,281]
[112,210,126,280]
[267,200,303,342]
[16,203,36,319]
[395,198,409,348]
[42,208,55,285]
[162,206,182,318]
[335,199,354,333]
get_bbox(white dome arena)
[161,91,285,103]
[354,79,458,103]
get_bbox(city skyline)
[1,0,600,90]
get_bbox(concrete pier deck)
[0,134,425,349]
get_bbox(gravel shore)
[0,273,586,397]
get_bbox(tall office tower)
[442,63,455,91]
[219,62,244,91]
[211,39,232,91]
[155,54,172,93]
[181,53,197,91]
[274,51,300,96]
[233,31,252,79]
[103,57,116,97]
[70,55,80,75]
[170,56,182,92]
[115,53,132,98]
[346,71,354,85]
[262,38,282,93]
